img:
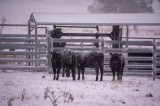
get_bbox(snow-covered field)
[0,72,160,106]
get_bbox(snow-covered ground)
[0,72,160,106]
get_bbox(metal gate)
[103,38,154,77]
[0,24,48,71]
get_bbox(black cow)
[109,53,125,81]
[77,51,104,81]
[51,51,63,80]
[50,28,66,80]
[51,50,76,80]
[62,50,76,80]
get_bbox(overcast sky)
[0,0,160,24]
[0,0,93,24]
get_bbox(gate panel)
[104,38,154,76]
[0,34,48,71]
[153,39,160,79]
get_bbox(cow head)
[51,51,62,63]
[110,53,121,57]
[110,53,122,67]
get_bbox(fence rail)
[52,39,100,43]
[0,65,47,70]
[0,58,47,63]
[0,34,46,37]
[0,44,46,49]
[0,51,47,55]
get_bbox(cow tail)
[75,53,78,70]
[120,56,122,70]
[120,55,124,71]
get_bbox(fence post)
[35,24,38,67]
[125,25,129,73]
[100,37,104,53]
[46,32,52,73]
[27,20,31,68]
[153,39,156,80]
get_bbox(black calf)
[109,53,125,81]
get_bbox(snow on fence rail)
[51,38,101,51]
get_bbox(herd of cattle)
[51,50,125,81]
[50,28,125,81]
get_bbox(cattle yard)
[1,13,160,106]
[0,13,160,80]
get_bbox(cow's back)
[77,51,104,68]
[63,50,76,68]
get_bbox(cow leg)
[71,68,76,80]
[118,73,122,81]
[66,68,70,77]
[77,68,80,80]
[112,70,115,81]
[62,67,65,77]
[120,75,122,82]
[56,69,60,80]
[120,70,123,81]
[95,67,99,81]
[100,67,104,81]
[53,68,56,80]
[82,68,85,80]
[117,71,120,81]
[67,69,70,77]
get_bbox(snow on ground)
[0,72,160,106]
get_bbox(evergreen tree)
[88,0,153,13]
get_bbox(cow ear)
[110,53,113,56]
